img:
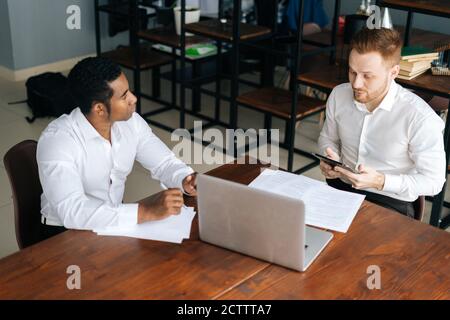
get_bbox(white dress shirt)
[318,80,446,202]
[37,108,194,230]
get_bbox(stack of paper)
[248,169,365,233]
[94,206,196,244]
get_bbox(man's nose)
[352,74,364,89]
[130,92,137,105]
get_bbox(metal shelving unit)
[179,0,341,172]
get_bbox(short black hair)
[68,57,122,115]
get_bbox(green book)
[401,46,438,60]
[185,44,217,59]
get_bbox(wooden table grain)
[220,200,450,300]
[0,160,449,299]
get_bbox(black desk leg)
[152,67,161,98]
[430,100,450,228]
[261,51,274,87]
[192,60,201,113]
[134,69,141,115]
[404,11,414,47]
[94,0,101,56]
[215,41,223,122]
[171,48,177,109]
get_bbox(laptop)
[197,174,333,272]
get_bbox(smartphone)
[313,153,359,174]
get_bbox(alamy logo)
[171,121,280,166]
[366,5,381,30]
[366,5,393,30]
[66,5,81,30]
[66,265,81,290]
[366,265,381,290]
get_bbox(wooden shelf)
[398,26,450,49]
[138,27,209,48]
[101,45,173,70]
[301,26,449,58]
[97,3,155,17]
[298,61,450,98]
[380,0,450,18]
[297,61,346,93]
[184,19,271,42]
[428,95,450,112]
[396,71,450,97]
[97,3,131,16]
[236,87,326,120]
[303,29,334,47]
[298,28,450,98]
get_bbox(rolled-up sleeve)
[132,113,194,192]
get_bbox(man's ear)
[391,64,400,79]
[92,102,108,117]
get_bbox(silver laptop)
[197,174,333,272]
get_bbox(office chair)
[413,196,425,222]
[3,140,45,249]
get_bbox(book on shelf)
[399,65,429,76]
[152,43,217,60]
[399,60,431,73]
[401,56,438,63]
[397,68,429,80]
[401,46,439,61]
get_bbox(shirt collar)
[377,80,398,112]
[353,80,398,113]
[73,107,124,143]
[73,107,103,141]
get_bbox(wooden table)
[0,161,449,299]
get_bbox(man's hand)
[334,164,385,190]
[319,147,341,179]
[182,172,197,196]
[137,189,184,224]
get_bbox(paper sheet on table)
[248,169,365,233]
[93,206,196,243]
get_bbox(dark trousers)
[326,178,415,218]
[40,223,67,241]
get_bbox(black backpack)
[24,72,75,123]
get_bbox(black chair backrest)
[413,195,425,222]
[3,140,43,249]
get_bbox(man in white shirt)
[37,57,197,237]
[318,28,446,218]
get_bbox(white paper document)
[248,169,365,233]
[94,206,197,244]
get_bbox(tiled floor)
[0,67,448,259]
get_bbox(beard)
[353,89,369,103]
[352,78,390,105]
